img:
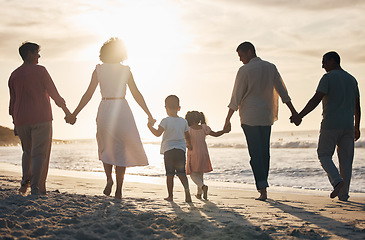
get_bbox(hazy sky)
[1,0,364,139]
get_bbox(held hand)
[223,122,231,133]
[65,114,77,125]
[147,117,156,128]
[186,143,193,151]
[290,113,302,126]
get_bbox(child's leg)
[177,174,192,202]
[103,163,113,196]
[115,166,126,199]
[197,172,208,200]
[190,172,204,194]
[165,176,174,201]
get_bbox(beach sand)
[1,162,364,239]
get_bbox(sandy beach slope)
[0,162,364,239]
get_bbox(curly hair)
[99,37,128,63]
[185,111,206,126]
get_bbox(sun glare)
[73,0,191,67]
[67,0,193,139]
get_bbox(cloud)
[175,0,365,62]
[208,0,365,11]
[0,0,102,60]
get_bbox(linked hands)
[147,116,156,128]
[65,113,77,125]
[290,113,302,126]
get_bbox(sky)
[1,0,364,140]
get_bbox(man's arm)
[224,68,246,130]
[285,101,301,126]
[224,108,235,131]
[355,97,361,141]
[285,101,298,116]
[8,79,15,117]
[298,91,325,118]
[42,68,73,120]
[291,91,325,125]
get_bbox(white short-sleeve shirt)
[159,116,189,154]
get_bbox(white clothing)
[228,57,291,126]
[159,116,189,154]
[190,172,204,194]
[95,63,148,167]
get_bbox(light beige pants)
[16,121,52,195]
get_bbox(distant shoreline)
[0,125,72,146]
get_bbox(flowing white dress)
[95,63,148,167]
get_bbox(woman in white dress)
[68,38,154,199]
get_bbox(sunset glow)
[0,0,364,139]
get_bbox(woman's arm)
[128,73,153,120]
[70,70,99,121]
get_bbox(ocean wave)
[207,140,365,149]
[142,139,365,149]
[355,140,365,148]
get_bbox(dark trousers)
[242,124,271,190]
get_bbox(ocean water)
[1,130,364,193]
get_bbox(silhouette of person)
[224,42,299,201]
[8,42,72,195]
[67,38,154,199]
[291,51,361,201]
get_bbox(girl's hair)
[99,37,128,63]
[185,111,206,126]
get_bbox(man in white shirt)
[224,42,299,200]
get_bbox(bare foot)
[255,188,267,201]
[114,194,122,200]
[114,190,122,200]
[185,190,192,202]
[103,180,113,196]
[164,196,173,201]
[202,185,208,200]
[195,194,202,199]
[18,185,28,194]
[330,181,344,199]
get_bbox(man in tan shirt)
[224,42,299,200]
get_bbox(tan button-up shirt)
[228,57,291,126]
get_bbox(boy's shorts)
[164,149,186,176]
